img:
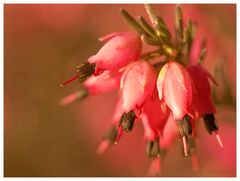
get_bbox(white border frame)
[1,1,238,180]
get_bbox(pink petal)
[162,62,193,120]
[140,95,170,141]
[160,113,179,149]
[83,70,121,95]
[121,61,156,112]
[187,65,216,118]
[157,63,169,100]
[88,32,142,73]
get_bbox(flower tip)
[97,140,110,155]
[114,127,123,144]
[147,157,161,176]
[59,90,87,106]
[60,74,79,87]
[59,99,67,106]
[214,133,223,148]
[191,155,199,172]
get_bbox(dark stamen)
[146,138,160,158]
[119,110,136,132]
[75,62,96,83]
[202,114,219,134]
[177,115,193,137]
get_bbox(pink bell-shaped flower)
[60,32,142,86]
[157,61,194,156]
[157,61,193,120]
[115,61,157,142]
[121,61,157,113]
[88,32,142,75]
[97,96,124,155]
[187,64,217,118]
[141,90,170,176]
[187,64,223,148]
[60,71,122,106]
[148,113,178,176]
[159,113,179,150]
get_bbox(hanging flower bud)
[121,61,157,113]
[60,71,122,106]
[116,61,157,141]
[96,126,118,155]
[187,64,223,148]
[88,32,142,74]
[146,138,162,176]
[147,113,178,176]
[157,61,194,156]
[60,32,142,86]
[187,64,217,118]
[157,61,193,120]
[97,96,124,154]
[140,91,170,176]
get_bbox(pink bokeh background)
[4,4,236,176]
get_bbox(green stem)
[140,49,163,60]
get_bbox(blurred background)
[4,4,236,177]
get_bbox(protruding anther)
[97,140,110,155]
[60,75,79,87]
[146,138,160,158]
[202,113,219,134]
[214,132,223,148]
[177,115,193,137]
[147,157,161,176]
[114,127,123,144]
[119,110,136,132]
[60,89,88,106]
[182,136,188,156]
[191,154,199,172]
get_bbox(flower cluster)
[60,5,223,175]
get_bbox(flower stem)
[140,49,163,60]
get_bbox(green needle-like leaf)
[144,4,159,27]
[175,5,184,45]
[144,4,171,40]
[156,17,171,38]
[187,19,192,36]
[198,39,207,64]
[138,16,157,39]
[120,9,146,35]
[141,34,160,46]
[186,19,193,55]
